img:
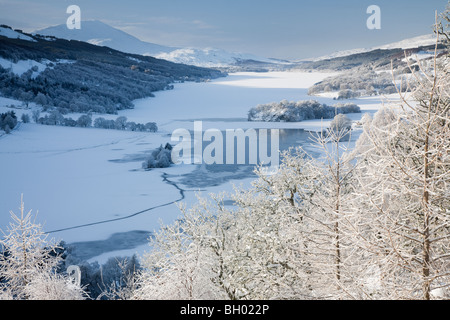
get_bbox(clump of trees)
[32,110,158,133]
[248,99,360,122]
[335,89,362,100]
[142,143,173,169]
[328,113,353,141]
[308,68,400,98]
[308,67,411,99]
[0,111,18,133]
[94,116,157,132]
[20,113,30,123]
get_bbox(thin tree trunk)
[335,141,342,286]
[422,115,431,300]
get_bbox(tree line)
[27,109,158,133]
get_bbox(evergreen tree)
[0,196,87,299]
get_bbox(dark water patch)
[68,230,152,262]
[178,164,256,189]
[108,152,150,163]
[222,199,237,206]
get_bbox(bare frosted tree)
[132,197,228,300]
[436,3,449,44]
[351,22,450,299]
[296,115,363,299]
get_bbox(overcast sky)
[0,0,447,59]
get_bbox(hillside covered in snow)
[0,25,224,114]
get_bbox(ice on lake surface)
[0,71,387,263]
[170,128,320,189]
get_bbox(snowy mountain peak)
[155,47,281,68]
[35,20,176,56]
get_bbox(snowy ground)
[0,71,395,264]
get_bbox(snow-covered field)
[0,71,392,263]
[0,57,75,79]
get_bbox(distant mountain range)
[34,20,441,69]
[300,34,439,62]
[35,20,281,68]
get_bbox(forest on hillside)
[0,27,225,115]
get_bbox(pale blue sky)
[0,0,447,59]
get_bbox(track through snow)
[46,172,186,234]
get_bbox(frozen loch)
[0,71,384,263]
